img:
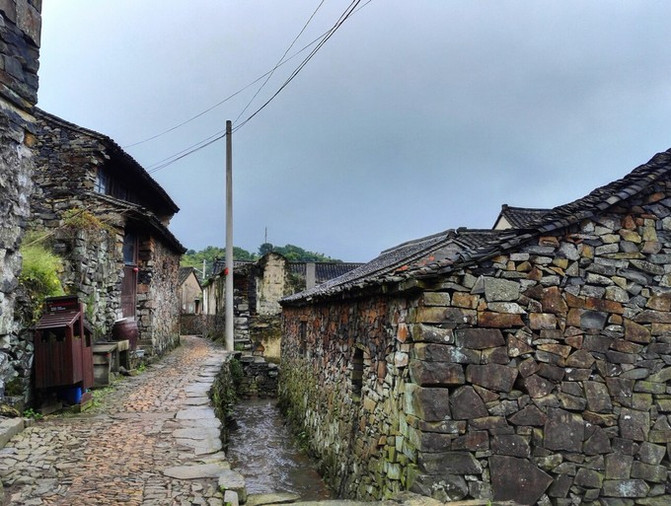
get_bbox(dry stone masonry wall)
[137,236,181,354]
[0,1,41,403]
[281,181,671,504]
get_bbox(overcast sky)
[38,1,671,262]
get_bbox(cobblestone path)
[0,336,229,506]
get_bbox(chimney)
[306,262,316,290]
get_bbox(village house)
[0,1,42,405]
[203,252,361,360]
[29,109,186,357]
[179,266,203,335]
[280,149,671,504]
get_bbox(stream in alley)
[226,398,333,501]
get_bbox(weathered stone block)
[409,324,453,344]
[547,473,573,499]
[539,286,568,314]
[404,384,450,422]
[544,408,584,452]
[648,430,671,443]
[529,313,557,330]
[583,426,611,455]
[404,425,453,453]
[574,467,604,489]
[558,392,587,411]
[619,408,650,442]
[451,430,489,451]
[624,319,651,344]
[648,366,671,383]
[523,374,554,398]
[565,350,595,368]
[481,277,520,302]
[634,309,671,324]
[602,479,650,498]
[409,360,465,387]
[490,456,552,505]
[605,453,633,479]
[507,335,533,357]
[466,364,518,392]
[478,311,524,328]
[637,442,666,465]
[509,405,547,426]
[606,377,634,404]
[451,291,479,309]
[418,451,482,475]
[422,292,450,306]
[413,307,450,324]
[454,328,504,349]
[580,310,608,330]
[450,385,487,420]
[584,381,612,413]
[630,461,668,483]
[491,434,530,457]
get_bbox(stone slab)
[163,462,229,480]
[0,417,24,448]
[218,469,247,503]
[246,492,301,506]
[173,427,221,440]
[176,406,216,420]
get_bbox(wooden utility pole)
[225,120,234,351]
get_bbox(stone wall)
[280,295,409,499]
[237,355,278,398]
[257,253,287,316]
[180,314,203,335]
[281,181,671,504]
[137,235,181,355]
[0,0,41,403]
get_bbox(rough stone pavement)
[0,335,232,506]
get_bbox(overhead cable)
[144,0,370,174]
[233,0,327,125]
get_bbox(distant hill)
[181,243,341,279]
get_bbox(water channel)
[227,398,333,501]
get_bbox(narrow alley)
[0,336,230,506]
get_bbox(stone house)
[280,149,671,504]
[203,252,361,359]
[179,267,203,335]
[29,109,186,356]
[0,1,42,403]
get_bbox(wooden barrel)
[112,318,138,350]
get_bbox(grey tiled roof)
[283,148,671,305]
[496,205,551,229]
[289,262,364,284]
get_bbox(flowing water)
[227,398,333,500]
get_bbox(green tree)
[181,245,257,279]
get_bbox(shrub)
[19,231,64,321]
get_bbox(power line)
[234,0,364,133]
[147,131,226,174]
[143,0,371,174]
[123,4,330,150]
[233,0,326,125]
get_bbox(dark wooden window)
[121,230,138,318]
[94,168,109,194]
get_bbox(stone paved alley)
[0,336,231,506]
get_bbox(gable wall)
[281,179,671,503]
[136,235,181,355]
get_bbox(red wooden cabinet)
[34,296,94,391]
